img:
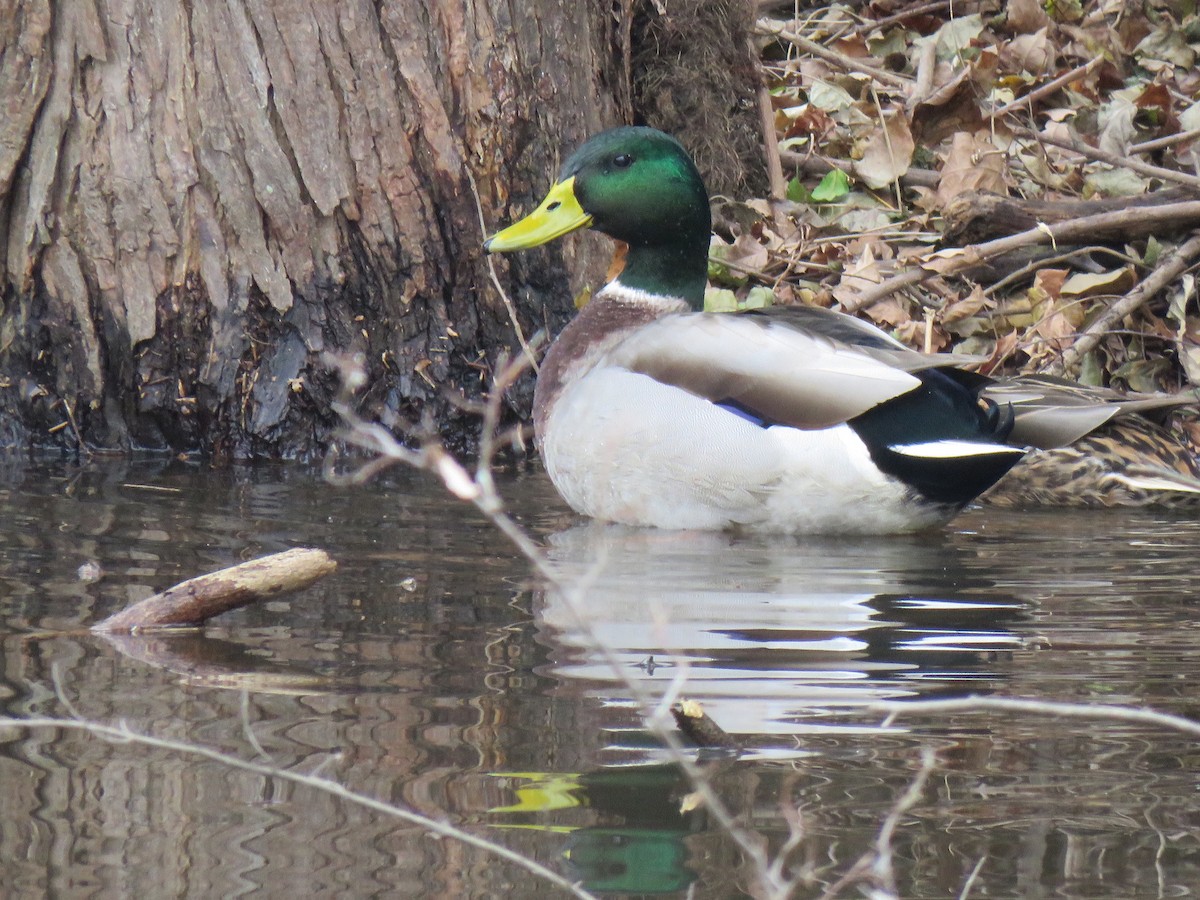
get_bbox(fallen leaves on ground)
[712,0,1200,403]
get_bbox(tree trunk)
[0,1,763,459]
[0,0,621,457]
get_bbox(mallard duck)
[485,127,1025,533]
[981,376,1200,507]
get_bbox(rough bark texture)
[0,1,762,458]
[0,0,624,457]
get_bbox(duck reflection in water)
[532,522,1032,742]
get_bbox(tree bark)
[0,0,624,457]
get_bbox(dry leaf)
[853,109,916,189]
[1098,99,1137,156]
[1060,267,1135,298]
[895,317,950,352]
[1031,268,1068,302]
[1178,334,1200,386]
[1135,27,1196,69]
[1026,307,1077,361]
[980,330,1020,374]
[863,295,910,328]
[783,104,835,140]
[942,284,992,324]
[830,244,883,307]
[922,247,973,275]
[936,132,1006,207]
[1084,168,1149,197]
[931,14,985,61]
[1001,28,1055,75]
[1006,0,1052,33]
[725,232,770,274]
[911,60,988,145]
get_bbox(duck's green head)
[485,126,711,309]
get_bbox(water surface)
[1,457,1198,898]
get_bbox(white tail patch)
[1109,472,1200,494]
[890,440,1026,460]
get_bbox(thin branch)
[869,748,936,892]
[1017,126,1200,189]
[1130,127,1200,156]
[909,32,937,108]
[92,548,337,632]
[840,201,1200,312]
[334,367,789,898]
[982,245,1142,297]
[753,43,787,201]
[780,149,939,189]
[843,0,952,38]
[464,166,541,372]
[958,855,987,900]
[868,695,1200,739]
[816,747,936,899]
[1050,228,1200,374]
[760,21,913,91]
[989,58,1102,120]
[240,689,272,762]
[0,716,597,900]
[55,398,91,459]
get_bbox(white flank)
[890,440,1026,459]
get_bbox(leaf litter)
[710,0,1200,416]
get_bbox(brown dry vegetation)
[718,0,1200,438]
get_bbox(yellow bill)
[484,176,593,252]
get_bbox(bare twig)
[843,0,952,38]
[780,149,939,189]
[1130,127,1200,156]
[760,21,912,91]
[0,716,598,900]
[55,397,91,458]
[869,87,905,209]
[753,43,787,201]
[817,747,936,899]
[672,699,741,751]
[909,33,937,108]
[465,166,541,372]
[989,58,1102,120]
[982,245,1142,297]
[958,855,987,900]
[240,689,273,761]
[334,363,791,898]
[1050,229,1200,374]
[1018,126,1200,189]
[840,201,1200,312]
[868,695,1200,739]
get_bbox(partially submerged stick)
[93,548,337,633]
[672,700,741,752]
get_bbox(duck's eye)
[613,153,633,169]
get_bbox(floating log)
[92,548,337,633]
